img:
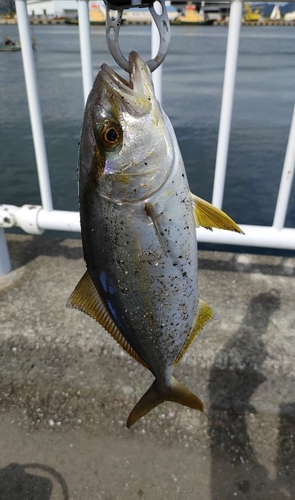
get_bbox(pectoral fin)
[145,202,168,256]
[191,193,244,234]
[66,271,150,370]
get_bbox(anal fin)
[174,299,215,366]
[66,271,150,370]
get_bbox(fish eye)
[106,128,118,142]
[96,119,122,151]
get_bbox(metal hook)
[105,0,171,73]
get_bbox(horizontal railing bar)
[197,225,295,250]
[2,192,294,249]
[37,210,81,232]
[3,205,295,250]
[29,209,295,250]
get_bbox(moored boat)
[122,4,178,24]
[172,2,214,26]
[284,10,295,22]
[0,36,21,51]
[0,44,21,51]
[89,2,106,25]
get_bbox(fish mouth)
[99,51,155,116]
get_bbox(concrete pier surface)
[0,233,294,500]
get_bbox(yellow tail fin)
[127,376,204,428]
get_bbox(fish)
[67,51,243,428]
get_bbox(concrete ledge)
[0,234,294,499]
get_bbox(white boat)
[284,10,295,22]
[270,4,281,20]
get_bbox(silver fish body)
[68,52,242,427]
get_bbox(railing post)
[15,0,53,212]
[1,0,55,276]
[151,4,162,105]
[0,229,11,276]
[212,0,243,209]
[78,0,93,104]
[272,104,295,231]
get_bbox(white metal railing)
[1,0,295,277]
[212,0,242,209]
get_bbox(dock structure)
[0,0,295,496]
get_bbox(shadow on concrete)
[7,235,82,268]
[208,290,295,499]
[0,462,69,500]
[199,254,295,278]
[276,403,295,482]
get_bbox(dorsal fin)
[174,299,215,366]
[66,271,151,370]
[191,193,244,234]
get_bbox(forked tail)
[127,376,204,428]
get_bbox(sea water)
[1,24,295,239]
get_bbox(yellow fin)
[66,271,150,370]
[174,299,215,366]
[191,193,244,234]
[127,376,203,428]
[127,380,165,428]
[169,376,204,412]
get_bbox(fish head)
[79,51,174,203]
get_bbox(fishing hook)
[104,0,171,73]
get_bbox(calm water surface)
[1,24,295,236]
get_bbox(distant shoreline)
[1,17,295,27]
